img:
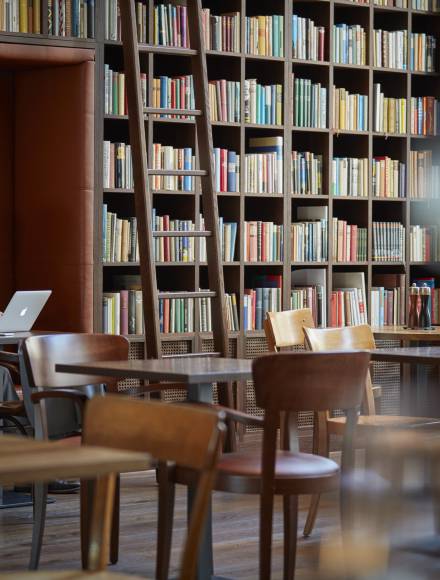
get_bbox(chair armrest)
[212,404,264,427]
[31,388,90,414]
[0,351,19,364]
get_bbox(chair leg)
[259,492,275,580]
[283,495,298,580]
[29,482,48,570]
[156,466,175,580]
[303,494,321,538]
[80,479,94,569]
[110,475,120,565]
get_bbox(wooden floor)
[1,434,440,579]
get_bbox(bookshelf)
[2,0,440,419]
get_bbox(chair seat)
[0,401,26,416]
[177,450,339,495]
[328,414,440,436]
[0,572,146,579]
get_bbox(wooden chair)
[303,324,440,537]
[0,396,225,580]
[263,308,315,352]
[20,333,129,570]
[0,351,28,436]
[171,351,371,580]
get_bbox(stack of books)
[333,24,366,65]
[292,15,325,61]
[199,216,238,263]
[410,97,440,135]
[244,275,282,330]
[373,84,407,134]
[372,222,406,262]
[372,157,406,198]
[104,0,147,42]
[152,75,195,118]
[0,0,41,32]
[412,0,439,9]
[291,151,323,196]
[102,206,138,263]
[152,144,195,191]
[332,219,367,262]
[245,14,284,57]
[244,137,283,194]
[410,225,440,261]
[410,33,436,72]
[370,274,406,326]
[330,272,368,327]
[104,66,147,115]
[212,148,240,192]
[332,157,368,197]
[103,141,133,190]
[291,206,328,262]
[244,80,283,125]
[409,150,440,198]
[373,29,408,69]
[332,86,368,131]
[152,211,195,263]
[292,76,327,128]
[244,222,284,262]
[103,290,144,335]
[208,80,241,123]
[201,9,240,52]
[199,294,239,332]
[153,2,189,47]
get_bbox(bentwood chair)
[0,396,225,580]
[171,351,371,580]
[20,333,129,570]
[303,324,440,537]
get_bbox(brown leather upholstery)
[0,44,95,331]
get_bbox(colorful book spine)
[244,288,282,330]
[199,293,239,332]
[244,79,283,125]
[103,141,133,190]
[291,284,326,327]
[201,9,240,52]
[333,23,366,65]
[211,148,240,193]
[372,222,406,261]
[375,0,408,6]
[372,157,406,198]
[409,150,440,198]
[411,0,439,10]
[153,2,189,48]
[292,76,327,129]
[332,219,368,262]
[410,97,440,135]
[410,33,436,72]
[410,225,440,261]
[292,15,325,61]
[292,151,323,196]
[373,29,408,69]
[102,206,138,263]
[330,288,368,327]
[245,14,284,57]
[332,158,368,197]
[373,84,407,134]
[208,80,241,123]
[0,0,41,32]
[104,66,147,115]
[244,221,284,262]
[105,0,147,42]
[332,86,368,131]
[152,75,195,118]
[244,136,283,194]
[291,220,328,262]
[151,143,195,191]
[199,216,238,263]
[152,210,195,263]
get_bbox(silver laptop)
[0,290,52,333]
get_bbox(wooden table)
[0,435,150,570]
[372,326,440,342]
[57,357,254,580]
[0,331,57,346]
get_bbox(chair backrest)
[21,333,129,392]
[303,325,376,414]
[263,308,315,351]
[83,396,225,580]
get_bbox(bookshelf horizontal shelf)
[372,132,407,138]
[333,196,368,201]
[245,123,284,130]
[244,262,284,266]
[372,67,408,75]
[334,261,369,266]
[293,126,329,133]
[292,261,329,266]
[206,50,241,59]
[245,53,285,62]
[372,197,406,202]
[292,194,329,199]
[333,63,369,71]
[372,262,406,266]
[292,59,330,67]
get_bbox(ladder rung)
[139,44,198,56]
[144,107,202,116]
[158,291,216,300]
[148,169,208,177]
[153,231,211,238]
[162,352,221,359]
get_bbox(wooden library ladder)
[119,0,234,430]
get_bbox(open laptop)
[0,290,52,333]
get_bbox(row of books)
[290,285,326,327]
[332,157,368,198]
[372,157,406,198]
[199,294,240,333]
[104,66,147,116]
[410,97,440,136]
[103,141,133,190]
[153,2,189,48]
[199,217,238,263]
[370,276,406,326]
[151,143,195,192]
[0,0,40,33]
[372,222,405,262]
[411,0,439,9]
[103,291,144,335]
[410,33,436,73]
[332,219,368,262]
[292,15,325,62]
[409,225,440,261]
[244,80,283,126]
[104,0,147,42]
[292,151,323,196]
[208,80,241,124]
[333,24,366,65]
[373,84,407,134]
[201,9,240,53]
[151,75,195,119]
[409,150,440,198]
[243,136,284,194]
[332,87,368,131]
[152,212,196,263]
[291,221,328,263]
[213,148,240,193]
[102,207,138,263]
[244,287,282,331]
[244,222,284,263]
[374,0,407,7]
[292,77,327,129]
[330,288,368,327]
[244,15,284,57]
[373,29,408,70]
[47,0,94,37]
